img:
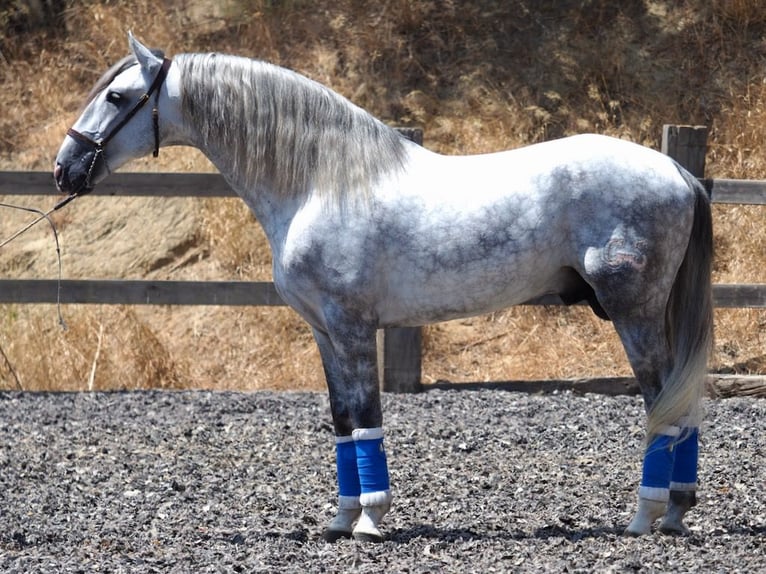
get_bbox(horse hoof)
[323,505,362,543]
[624,498,666,536]
[351,503,389,542]
[659,520,690,536]
[322,528,353,543]
[659,491,695,535]
[624,516,655,536]
[352,529,386,543]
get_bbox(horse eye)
[105,91,122,105]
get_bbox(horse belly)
[375,241,565,326]
[369,173,572,326]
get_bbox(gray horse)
[55,35,713,542]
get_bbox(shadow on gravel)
[427,378,639,396]
[386,524,625,544]
[532,524,626,541]
[713,524,766,537]
[260,530,310,543]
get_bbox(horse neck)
[165,57,288,248]
[194,143,302,255]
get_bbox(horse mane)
[175,53,407,203]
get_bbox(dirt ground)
[1,389,764,573]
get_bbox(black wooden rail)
[1,126,764,392]
[3,167,766,206]
[0,279,761,308]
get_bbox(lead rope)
[0,193,78,330]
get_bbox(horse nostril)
[53,163,66,192]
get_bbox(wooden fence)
[1,125,764,393]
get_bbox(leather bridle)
[66,57,172,170]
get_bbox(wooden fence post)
[377,128,424,393]
[661,125,708,177]
[377,326,423,393]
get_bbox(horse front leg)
[312,324,392,543]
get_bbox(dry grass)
[0,0,764,392]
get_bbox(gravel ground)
[0,389,764,573]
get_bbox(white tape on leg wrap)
[656,425,681,437]
[352,427,384,441]
[669,481,697,491]
[638,486,670,502]
[359,489,392,507]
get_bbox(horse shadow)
[385,523,625,544]
[384,522,766,544]
[244,524,623,546]
[249,522,766,545]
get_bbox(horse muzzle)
[53,161,93,196]
[53,144,105,196]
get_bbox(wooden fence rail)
[0,279,762,308]
[3,170,766,205]
[1,125,764,392]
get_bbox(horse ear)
[128,32,163,73]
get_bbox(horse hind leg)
[660,425,699,535]
[586,181,710,536]
[600,306,687,536]
[627,426,699,536]
[608,314,701,536]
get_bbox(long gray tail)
[647,167,714,438]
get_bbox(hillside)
[0,0,764,391]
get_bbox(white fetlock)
[352,501,391,542]
[323,497,361,543]
[625,498,667,536]
[323,507,362,542]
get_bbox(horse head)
[54,34,176,195]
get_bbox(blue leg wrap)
[640,432,676,501]
[335,438,361,498]
[642,433,676,488]
[353,429,390,495]
[671,428,699,488]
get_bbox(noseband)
[66,58,172,176]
